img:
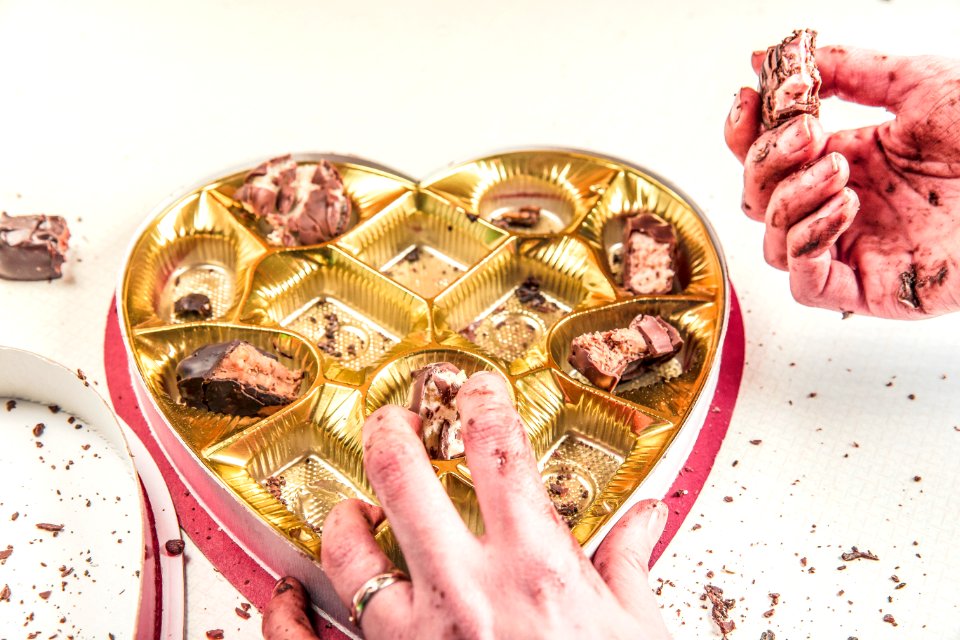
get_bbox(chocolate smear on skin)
[897,265,921,309]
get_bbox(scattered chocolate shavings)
[35,523,64,533]
[704,584,736,637]
[164,539,185,556]
[206,630,225,639]
[840,546,879,562]
[32,423,45,437]
[883,614,898,626]
[0,584,9,601]
[235,606,251,619]
[4,400,14,411]
[48,404,61,413]
[264,475,287,505]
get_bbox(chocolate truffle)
[759,29,821,130]
[621,212,677,295]
[0,213,70,281]
[410,363,468,459]
[176,340,305,417]
[174,293,213,320]
[235,155,352,246]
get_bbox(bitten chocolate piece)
[622,212,677,295]
[759,29,821,130]
[174,293,213,320]
[410,363,468,459]
[234,155,352,246]
[568,328,648,391]
[494,205,541,229]
[176,340,305,417]
[629,314,683,361]
[0,213,70,281]
[569,314,683,391]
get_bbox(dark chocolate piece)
[174,293,213,320]
[621,212,677,295]
[759,29,821,130]
[176,340,305,417]
[493,205,541,229]
[235,155,352,246]
[0,213,70,281]
[410,363,466,459]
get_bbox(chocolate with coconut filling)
[0,213,70,281]
[176,340,305,417]
[759,29,821,130]
[621,212,677,295]
[234,154,352,246]
[410,363,468,459]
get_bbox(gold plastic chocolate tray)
[120,150,726,565]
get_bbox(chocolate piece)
[174,293,213,320]
[629,314,683,360]
[235,155,352,246]
[568,328,647,391]
[569,314,683,390]
[176,340,305,417]
[493,205,541,229]
[0,213,70,281]
[410,363,467,459]
[164,539,185,556]
[515,276,558,313]
[621,212,677,295]
[759,29,821,130]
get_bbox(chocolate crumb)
[723,496,733,503]
[908,393,916,400]
[32,423,45,437]
[35,523,64,533]
[760,632,775,640]
[235,606,251,619]
[913,475,922,482]
[840,546,879,562]
[883,613,898,626]
[164,539,185,556]
[704,584,736,637]
[206,631,225,639]
[404,246,421,262]
[841,310,854,319]
[10,512,18,521]
[48,404,61,414]
[0,546,12,564]
[38,590,51,600]
[762,608,774,618]
[4,400,14,411]
[749,439,762,445]
[465,212,479,223]
[0,584,8,601]
[769,593,779,605]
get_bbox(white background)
[1,0,959,637]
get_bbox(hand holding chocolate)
[409,362,468,459]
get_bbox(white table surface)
[1,1,959,638]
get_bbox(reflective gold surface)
[120,150,726,561]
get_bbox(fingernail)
[646,501,669,540]
[274,577,294,595]
[784,116,812,153]
[728,91,743,125]
[804,154,840,183]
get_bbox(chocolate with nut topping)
[176,340,305,417]
[759,29,821,130]
[0,213,70,281]
[621,212,677,295]
[174,293,213,320]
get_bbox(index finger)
[363,405,476,578]
[457,372,565,542]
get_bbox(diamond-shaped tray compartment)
[118,150,727,633]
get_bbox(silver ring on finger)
[349,569,410,628]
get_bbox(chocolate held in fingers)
[759,29,822,130]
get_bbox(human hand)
[262,371,672,639]
[724,46,960,318]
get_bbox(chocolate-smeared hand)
[725,46,960,319]
[264,372,673,640]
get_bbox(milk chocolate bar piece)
[568,328,648,391]
[629,314,683,361]
[494,205,541,229]
[0,213,70,281]
[759,29,821,130]
[176,340,305,417]
[410,363,468,459]
[174,293,213,320]
[235,155,352,246]
[622,212,677,295]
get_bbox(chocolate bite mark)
[621,212,677,295]
[0,213,70,281]
[759,29,821,130]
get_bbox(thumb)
[262,577,319,640]
[593,500,671,631]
